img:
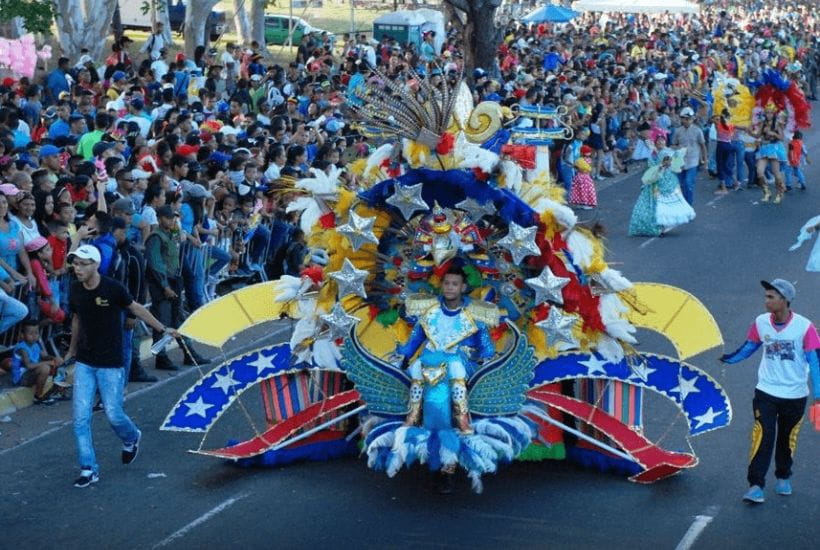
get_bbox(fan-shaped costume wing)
[468,323,536,417]
[339,331,411,416]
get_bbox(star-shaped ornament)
[525,266,570,305]
[627,358,657,383]
[337,211,379,251]
[320,302,360,339]
[329,258,368,299]
[497,222,541,265]
[670,371,701,402]
[455,197,496,221]
[211,371,238,395]
[693,407,723,430]
[535,307,579,349]
[247,351,277,374]
[579,354,609,376]
[184,396,214,418]
[385,182,428,220]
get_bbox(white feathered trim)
[468,471,484,494]
[366,430,396,468]
[599,294,638,344]
[365,143,395,179]
[596,334,626,364]
[289,315,317,349]
[456,132,499,174]
[273,275,304,303]
[499,159,523,194]
[296,168,339,196]
[312,338,342,371]
[532,197,577,230]
[387,426,410,477]
[564,230,594,269]
[286,196,323,235]
[598,268,633,292]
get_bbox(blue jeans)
[677,166,698,206]
[784,165,806,189]
[73,362,139,473]
[716,141,735,187]
[122,325,133,388]
[558,159,575,194]
[732,140,746,184]
[206,245,231,277]
[182,243,206,311]
[0,288,27,335]
[744,151,758,187]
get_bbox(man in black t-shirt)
[66,245,178,488]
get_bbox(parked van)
[117,0,226,41]
[264,14,335,46]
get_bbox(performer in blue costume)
[393,265,496,434]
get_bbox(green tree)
[0,0,56,35]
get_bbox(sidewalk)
[0,334,177,416]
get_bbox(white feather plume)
[599,294,638,343]
[273,275,304,303]
[286,196,324,235]
[596,334,626,363]
[289,314,318,349]
[532,197,577,230]
[499,159,523,194]
[564,230,594,269]
[598,268,633,292]
[456,132,499,173]
[365,143,395,178]
[312,338,342,371]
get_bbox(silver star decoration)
[628,359,657,383]
[320,302,360,339]
[329,258,368,299]
[579,354,609,376]
[247,351,277,374]
[693,407,723,430]
[525,266,570,305]
[670,371,701,402]
[337,211,379,251]
[211,371,238,395]
[497,222,541,265]
[535,307,579,349]
[385,182,428,220]
[184,396,214,418]
[455,197,496,221]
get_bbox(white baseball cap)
[69,244,101,264]
[680,107,695,118]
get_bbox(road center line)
[639,237,658,248]
[674,506,720,550]
[152,492,251,549]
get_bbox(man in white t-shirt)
[720,279,820,504]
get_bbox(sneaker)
[122,430,141,465]
[74,468,99,488]
[775,478,792,496]
[34,395,56,406]
[742,485,765,503]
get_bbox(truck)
[117,0,227,42]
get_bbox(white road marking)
[705,192,730,207]
[152,492,250,548]
[639,237,658,249]
[674,506,720,550]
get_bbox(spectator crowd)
[0,0,817,404]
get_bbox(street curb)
[0,335,168,416]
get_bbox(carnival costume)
[569,156,597,209]
[789,215,820,272]
[160,68,732,492]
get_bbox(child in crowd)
[787,130,809,191]
[569,152,597,210]
[26,236,66,323]
[11,320,64,405]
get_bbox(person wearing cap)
[672,107,707,206]
[77,113,110,161]
[47,102,72,140]
[144,205,188,371]
[66,244,178,487]
[720,279,820,504]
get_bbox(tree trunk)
[53,0,120,62]
[183,0,220,58]
[0,17,26,39]
[233,0,252,45]
[444,0,502,79]
[155,0,174,48]
[112,5,123,41]
[249,0,267,52]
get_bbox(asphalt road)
[2,113,820,549]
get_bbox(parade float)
[161,68,731,492]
